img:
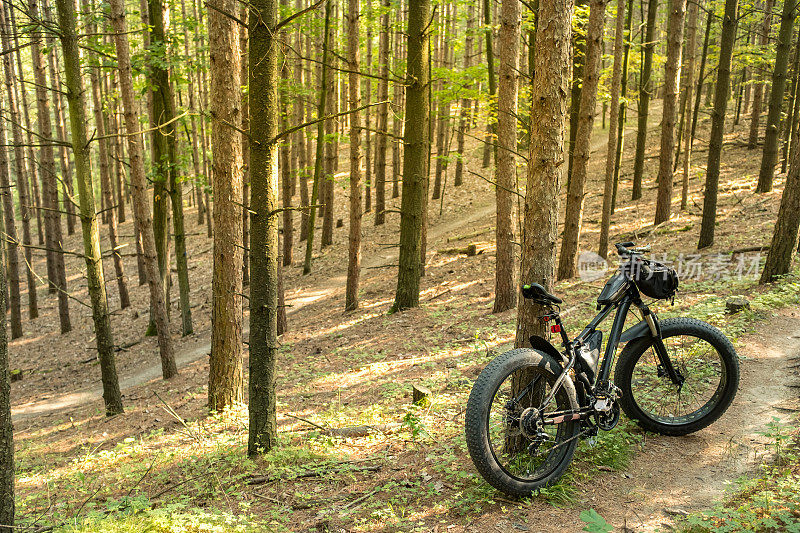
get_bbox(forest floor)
[8,101,800,532]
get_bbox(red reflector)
[542,316,550,322]
[551,324,561,333]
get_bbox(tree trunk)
[391,0,430,312]
[681,0,699,211]
[0,88,20,341]
[0,160,12,531]
[321,6,337,249]
[698,0,738,249]
[631,0,658,201]
[208,0,244,411]
[493,0,521,312]
[364,18,374,212]
[345,0,362,311]
[454,4,475,188]
[47,49,76,237]
[516,0,573,346]
[482,0,498,168]
[29,0,71,333]
[690,7,713,147]
[654,0,687,224]
[249,0,282,456]
[599,0,627,258]
[761,134,800,281]
[391,11,404,199]
[302,3,332,275]
[241,5,250,286]
[611,0,634,213]
[567,0,588,188]
[0,6,37,322]
[374,0,390,226]
[749,0,774,149]
[557,0,606,280]
[756,0,797,192]
[56,0,124,414]
[109,0,177,379]
[781,28,800,173]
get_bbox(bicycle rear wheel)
[614,317,739,436]
[465,348,581,497]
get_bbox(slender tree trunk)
[0,158,12,531]
[632,0,658,200]
[567,0,588,188]
[761,134,800,281]
[455,4,475,188]
[375,0,390,225]
[756,0,797,192]
[698,0,738,249]
[781,28,800,173]
[364,18,374,211]
[557,0,606,280]
[391,10,403,199]
[241,5,250,286]
[482,0,498,168]
[690,7,713,147]
[654,0,687,224]
[786,30,800,171]
[391,0,430,312]
[294,0,309,239]
[249,0,282,456]
[208,0,244,411]
[611,0,634,213]
[89,61,131,309]
[432,13,450,201]
[56,0,124,413]
[0,7,37,321]
[345,0,362,311]
[47,49,76,237]
[109,0,177,379]
[321,6,337,248]
[29,0,70,333]
[681,0,699,211]
[493,0,521,312]
[302,3,331,274]
[516,0,573,346]
[0,87,20,340]
[599,0,626,258]
[749,0,774,148]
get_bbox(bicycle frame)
[539,276,684,413]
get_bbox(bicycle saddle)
[521,283,562,304]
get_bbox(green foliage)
[580,509,613,532]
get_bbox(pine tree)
[208,0,244,411]
[391,0,431,312]
[56,0,124,413]
[345,0,363,312]
[493,0,521,312]
[698,0,739,249]
[632,0,658,200]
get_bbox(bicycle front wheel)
[614,317,740,436]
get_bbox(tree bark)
[654,0,687,224]
[391,0,430,312]
[557,0,606,280]
[345,0,362,311]
[610,0,634,213]
[749,0,774,148]
[756,0,797,192]
[0,161,12,531]
[249,0,282,456]
[454,3,475,188]
[56,0,124,414]
[482,0,498,168]
[516,0,573,346]
[493,0,521,312]
[698,0,738,249]
[29,0,71,333]
[374,0,390,226]
[631,0,658,201]
[761,133,800,281]
[599,0,626,258]
[781,27,800,173]
[567,0,588,188]
[0,6,37,322]
[681,0,699,211]
[109,0,177,379]
[209,0,244,411]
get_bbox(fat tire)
[465,348,580,497]
[614,317,739,436]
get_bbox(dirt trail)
[10,201,497,423]
[597,310,800,531]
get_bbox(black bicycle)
[465,242,740,497]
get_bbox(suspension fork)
[641,306,684,386]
